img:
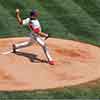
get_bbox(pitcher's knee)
[40,42,46,48]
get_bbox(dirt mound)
[0,37,100,91]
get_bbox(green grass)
[0,0,100,45]
[0,80,100,99]
[0,0,100,99]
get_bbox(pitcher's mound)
[0,37,100,91]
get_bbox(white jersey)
[23,18,41,32]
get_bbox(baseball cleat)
[12,44,16,53]
[48,60,55,65]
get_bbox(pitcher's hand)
[16,9,20,14]
[45,33,49,40]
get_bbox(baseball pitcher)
[12,9,55,65]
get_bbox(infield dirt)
[0,37,100,91]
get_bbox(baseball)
[16,9,19,13]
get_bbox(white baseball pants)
[15,32,53,61]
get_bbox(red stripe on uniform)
[29,23,40,33]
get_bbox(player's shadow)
[15,51,48,64]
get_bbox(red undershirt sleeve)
[19,20,23,25]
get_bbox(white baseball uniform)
[15,18,53,62]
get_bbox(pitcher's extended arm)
[16,9,23,25]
